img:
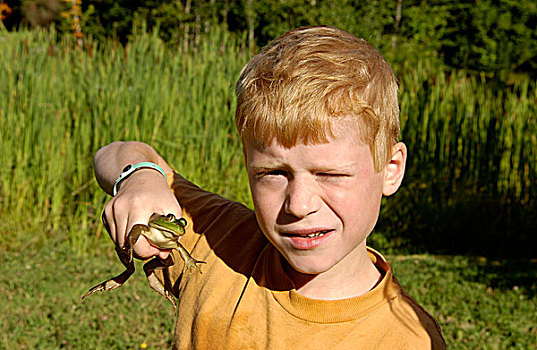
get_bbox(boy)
[94,26,445,349]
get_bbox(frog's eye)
[178,218,187,227]
[166,213,176,222]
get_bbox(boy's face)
[245,120,404,276]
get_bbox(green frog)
[81,213,205,310]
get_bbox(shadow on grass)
[472,258,537,294]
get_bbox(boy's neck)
[282,245,382,300]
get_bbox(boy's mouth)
[282,229,333,238]
[281,229,335,250]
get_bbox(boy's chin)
[281,253,336,277]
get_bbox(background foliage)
[2,0,537,77]
[0,26,535,258]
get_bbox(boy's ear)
[382,142,407,196]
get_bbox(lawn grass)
[0,238,176,349]
[1,238,535,349]
[392,255,537,349]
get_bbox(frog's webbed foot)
[182,256,207,275]
[143,255,177,310]
[176,243,206,275]
[81,262,135,300]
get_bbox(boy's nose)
[284,179,321,218]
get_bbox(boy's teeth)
[305,231,327,238]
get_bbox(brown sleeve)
[153,172,266,298]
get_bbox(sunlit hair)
[235,26,400,171]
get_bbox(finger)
[158,249,172,260]
[103,201,118,245]
[112,200,129,249]
[101,209,110,235]
[126,209,156,257]
[131,235,165,259]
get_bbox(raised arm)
[94,141,181,259]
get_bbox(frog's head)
[149,213,187,238]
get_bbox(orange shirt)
[156,173,445,349]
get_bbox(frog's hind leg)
[143,256,177,310]
[81,225,145,300]
[81,262,135,299]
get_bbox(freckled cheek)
[325,185,382,225]
[250,185,282,230]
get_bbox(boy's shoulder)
[358,249,446,348]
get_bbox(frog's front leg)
[176,242,206,275]
[143,255,177,310]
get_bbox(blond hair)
[235,26,400,171]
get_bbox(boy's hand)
[101,169,181,260]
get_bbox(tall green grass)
[377,60,537,257]
[399,61,536,205]
[0,28,250,253]
[1,28,535,256]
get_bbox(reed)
[0,27,250,253]
[379,59,537,256]
[398,60,536,206]
[1,28,535,255]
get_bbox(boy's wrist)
[117,169,169,194]
[113,163,168,196]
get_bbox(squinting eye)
[318,173,342,177]
[256,169,286,178]
[267,170,286,176]
[316,173,349,180]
